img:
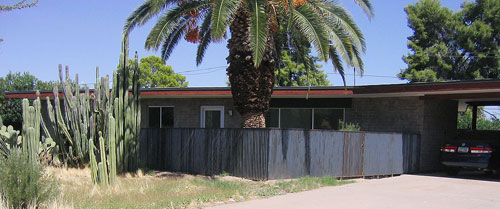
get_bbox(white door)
[200,106,224,128]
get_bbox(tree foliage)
[457,108,500,130]
[124,0,371,127]
[0,0,38,12]
[129,56,188,88]
[124,0,371,83]
[400,0,500,82]
[0,72,53,130]
[275,50,330,86]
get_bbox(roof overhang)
[5,80,500,101]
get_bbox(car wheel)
[446,168,459,176]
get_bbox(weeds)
[0,150,58,209]
[49,167,352,208]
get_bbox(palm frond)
[327,23,352,65]
[145,14,184,51]
[313,2,366,52]
[348,43,364,75]
[211,0,241,40]
[287,0,295,33]
[145,0,211,51]
[351,0,374,19]
[124,0,173,34]
[328,47,347,88]
[292,4,330,61]
[196,10,213,65]
[160,19,188,60]
[248,0,269,67]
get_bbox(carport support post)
[472,105,478,130]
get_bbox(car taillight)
[440,146,457,152]
[470,147,493,154]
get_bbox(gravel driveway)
[207,173,500,209]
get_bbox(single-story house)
[7,79,500,172]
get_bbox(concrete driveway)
[207,173,500,209]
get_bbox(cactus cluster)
[87,68,119,184]
[0,94,56,164]
[45,66,92,166]
[87,38,141,183]
[113,36,142,173]
[43,37,141,184]
[1,38,141,185]
[21,94,57,164]
[0,122,21,158]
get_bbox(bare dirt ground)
[207,172,500,209]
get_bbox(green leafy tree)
[124,0,372,127]
[275,50,330,86]
[400,0,500,82]
[458,108,500,130]
[455,0,500,79]
[0,71,53,130]
[129,56,188,88]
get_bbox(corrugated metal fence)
[140,128,420,180]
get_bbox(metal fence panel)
[343,132,365,177]
[403,134,420,173]
[140,128,420,180]
[267,129,308,179]
[364,133,404,176]
[309,131,344,177]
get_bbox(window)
[281,108,312,129]
[201,106,224,128]
[313,109,344,130]
[264,108,344,130]
[265,108,280,128]
[148,106,174,128]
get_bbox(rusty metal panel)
[140,128,415,180]
[169,129,182,172]
[342,132,365,177]
[228,129,269,180]
[267,129,308,179]
[138,128,149,168]
[309,130,344,177]
[267,129,283,179]
[363,133,404,176]
[403,133,420,173]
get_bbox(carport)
[351,80,500,172]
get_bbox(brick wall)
[345,97,424,134]
[141,98,242,128]
[420,99,457,171]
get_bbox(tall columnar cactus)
[45,66,93,165]
[20,94,55,164]
[113,36,141,173]
[22,98,40,164]
[88,69,118,184]
[41,36,141,183]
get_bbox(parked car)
[440,141,500,175]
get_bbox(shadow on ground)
[415,170,500,183]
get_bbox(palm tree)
[124,0,373,128]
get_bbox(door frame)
[200,106,224,128]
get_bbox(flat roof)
[5,79,500,101]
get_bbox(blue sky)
[0,0,466,87]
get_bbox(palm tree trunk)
[227,7,275,128]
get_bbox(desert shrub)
[0,149,58,209]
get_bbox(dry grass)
[45,167,352,209]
